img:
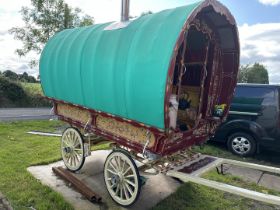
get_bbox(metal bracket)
[216,163,226,175]
[142,131,151,159]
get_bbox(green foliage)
[3,70,18,81]
[247,63,269,84]
[0,77,50,107]
[0,76,26,101]
[238,63,269,84]
[18,72,37,83]
[21,82,51,107]
[2,70,37,83]
[9,0,94,65]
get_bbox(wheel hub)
[63,146,72,154]
[112,174,120,186]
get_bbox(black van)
[212,84,280,156]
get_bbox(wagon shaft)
[52,167,102,203]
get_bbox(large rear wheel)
[104,150,141,207]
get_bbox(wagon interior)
[171,6,234,132]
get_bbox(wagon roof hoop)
[166,157,280,206]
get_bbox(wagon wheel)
[61,127,85,172]
[104,150,141,207]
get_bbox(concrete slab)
[28,150,181,210]
[259,173,280,192]
[225,165,263,184]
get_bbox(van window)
[233,86,275,105]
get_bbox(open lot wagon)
[40,0,239,206]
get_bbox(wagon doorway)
[172,22,217,132]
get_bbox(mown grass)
[0,120,73,210]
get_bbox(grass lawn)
[0,120,73,210]
[0,120,279,210]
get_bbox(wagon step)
[52,167,102,203]
[166,157,280,206]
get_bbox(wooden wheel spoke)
[69,156,73,166]
[73,150,82,158]
[73,142,81,148]
[125,179,136,187]
[123,184,129,199]
[115,184,120,196]
[109,161,119,173]
[123,166,131,176]
[120,186,123,199]
[124,182,133,196]
[121,158,126,173]
[114,156,121,171]
[74,152,80,163]
[107,168,118,175]
[62,137,71,147]
[125,174,135,179]
[73,154,77,166]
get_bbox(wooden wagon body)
[40,0,239,206]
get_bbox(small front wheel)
[104,150,141,207]
[227,132,256,157]
[61,127,85,172]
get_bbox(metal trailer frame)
[167,157,280,206]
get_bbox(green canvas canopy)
[40,0,238,129]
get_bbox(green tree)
[238,63,269,84]
[19,72,37,83]
[238,64,250,83]
[9,0,94,65]
[3,70,18,81]
[247,63,269,84]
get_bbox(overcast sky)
[0,0,280,82]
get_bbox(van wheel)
[227,132,256,157]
